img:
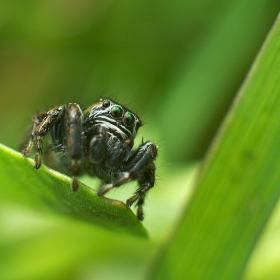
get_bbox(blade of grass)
[244,200,280,279]
[0,143,147,237]
[150,13,280,279]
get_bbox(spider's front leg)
[64,103,84,191]
[87,126,133,168]
[98,141,157,220]
[126,161,156,221]
[21,106,64,169]
[20,112,47,158]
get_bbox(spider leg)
[104,139,133,169]
[98,141,157,220]
[64,103,84,191]
[20,111,47,156]
[126,162,156,220]
[21,107,64,169]
[87,125,108,164]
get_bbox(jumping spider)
[20,99,157,220]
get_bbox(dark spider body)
[20,99,157,220]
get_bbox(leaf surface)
[0,143,147,237]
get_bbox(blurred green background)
[1,0,279,161]
[1,1,280,279]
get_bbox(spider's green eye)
[124,112,135,127]
[110,106,123,118]
[102,100,110,107]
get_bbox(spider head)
[87,99,142,139]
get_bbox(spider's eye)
[110,106,123,118]
[102,100,110,107]
[124,112,135,127]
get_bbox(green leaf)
[150,14,280,280]
[0,143,147,237]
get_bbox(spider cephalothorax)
[20,98,157,220]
